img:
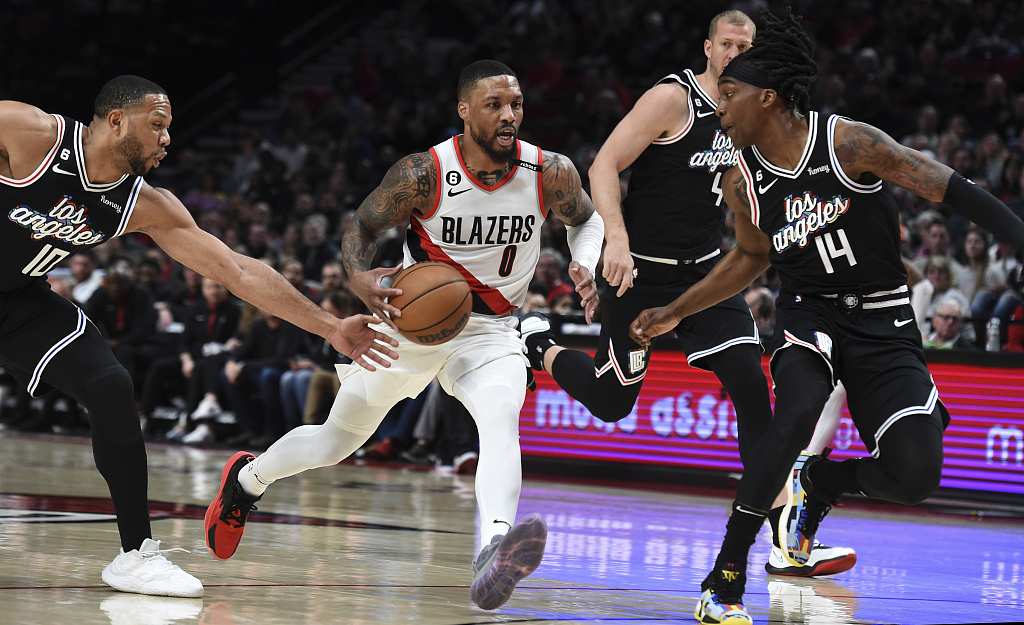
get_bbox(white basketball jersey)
[403,135,546,315]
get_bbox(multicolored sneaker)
[470,514,547,610]
[694,565,751,624]
[204,451,261,560]
[780,451,836,567]
[765,539,857,576]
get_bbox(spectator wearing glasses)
[924,298,979,351]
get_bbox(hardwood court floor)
[1,432,1022,625]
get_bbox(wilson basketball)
[388,262,472,345]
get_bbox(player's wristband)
[944,172,1024,248]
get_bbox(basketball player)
[630,11,1024,623]
[0,76,398,598]
[519,10,853,577]
[205,60,605,610]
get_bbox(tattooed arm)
[833,118,952,201]
[541,150,604,322]
[631,167,771,345]
[342,151,437,328]
[834,118,1024,247]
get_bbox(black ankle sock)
[809,457,862,498]
[717,502,766,566]
[767,506,784,548]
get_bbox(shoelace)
[799,498,832,538]
[219,482,258,527]
[714,573,745,604]
[139,541,192,571]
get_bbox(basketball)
[388,262,472,345]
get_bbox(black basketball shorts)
[0,280,100,397]
[593,253,761,387]
[771,292,950,456]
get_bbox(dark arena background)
[1,2,1023,624]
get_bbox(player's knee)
[587,381,640,423]
[77,365,139,442]
[885,456,943,504]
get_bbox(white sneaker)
[101,538,204,598]
[164,423,188,442]
[191,397,222,420]
[100,594,203,625]
[182,423,215,445]
[765,539,857,577]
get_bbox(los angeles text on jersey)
[689,130,740,173]
[440,214,536,245]
[772,192,850,252]
[9,195,106,245]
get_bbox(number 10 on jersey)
[22,243,70,277]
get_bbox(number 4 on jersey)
[814,229,857,274]
[22,243,70,277]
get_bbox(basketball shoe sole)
[765,541,857,576]
[470,514,547,610]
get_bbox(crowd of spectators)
[2,1,1024,457]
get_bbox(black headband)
[720,60,778,90]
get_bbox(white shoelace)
[140,541,191,565]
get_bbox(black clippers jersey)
[0,115,143,292]
[622,69,740,258]
[738,112,906,295]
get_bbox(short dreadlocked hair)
[735,8,817,114]
[457,60,517,102]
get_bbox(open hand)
[329,314,400,371]
[568,261,600,324]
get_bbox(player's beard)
[116,130,152,176]
[470,124,516,164]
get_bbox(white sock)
[238,457,271,496]
[487,520,511,541]
[807,381,847,454]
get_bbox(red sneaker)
[204,451,260,560]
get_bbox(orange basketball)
[388,262,472,345]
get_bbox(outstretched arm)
[834,118,1024,248]
[129,186,398,370]
[630,167,770,345]
[588,82,691,296]
[543,151,604,323]
[341,151,435,329]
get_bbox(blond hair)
[709,10,755,41]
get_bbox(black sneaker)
[400,441,432,464]
[519,312,556,371]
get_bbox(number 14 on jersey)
[814,229,857,274]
